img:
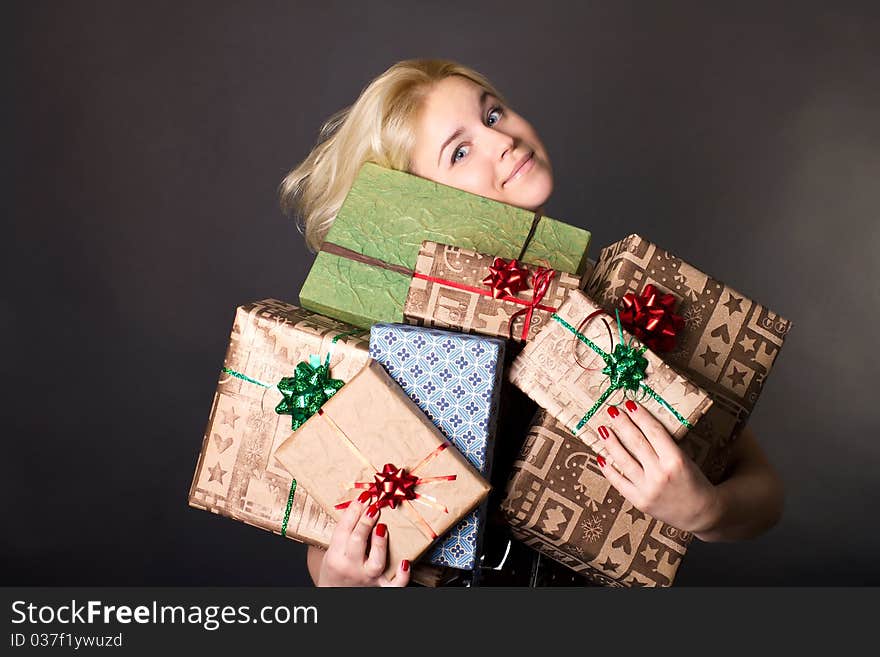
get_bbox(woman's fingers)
[604,403,658,467]
[620,399,682,463]
[345,502,380,559]
[595,450,641,503]
[363,523,389,579]
[328,498,366,551]
[595,420,643,484]
[379,559,411,588]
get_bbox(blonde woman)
[281,59,784,587]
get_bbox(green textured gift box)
[299,163,592,329]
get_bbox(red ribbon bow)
[617,284,684,353]
[483,257,530,299]
[355,463,419,512]
[509,265,556,341]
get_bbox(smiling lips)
[503,151,535,187]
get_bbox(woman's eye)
[451,144,469,164]
[487,106,503,126]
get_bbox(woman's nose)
[481,124,517,159]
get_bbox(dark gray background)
[5,1,878,585]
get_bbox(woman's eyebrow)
[437,90,492,166]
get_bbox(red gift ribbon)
[482,257,530,299]
[320,409,457,540]
[617,284,684,353]
[412,258,558,341]
[507,265,557,341]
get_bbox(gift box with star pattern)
[501,409,712,587]
[369,323,505,570]
[584,234,793,482]
[503,287,714,586]
[404,241,583,343]
[188,299,369,547]
[298,162,591,329]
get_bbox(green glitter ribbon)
[551,309,693,434]
[280,479,297,538]
[220,329,362,537]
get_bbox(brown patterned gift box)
[502,409,696,587]
[274,359,491,580]
[404,241,582,342]
[188,299,370,547]
[507,288,714,461]
[584,234,793,482]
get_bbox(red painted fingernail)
[607,406,620,419]
[366,505,378,518]
[401,559,410,572]
[598,425,609,439]
[597,455,606,467]
[375,523,387,538]
[357,490,371,504]
[625,400,638,413]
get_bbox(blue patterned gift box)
[369,324,504,570]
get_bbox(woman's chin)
[509,180,553,212]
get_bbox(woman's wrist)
[691,486,725,541]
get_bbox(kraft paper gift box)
[369,323,505,570]
[273,359,492,580]
[404,241,583,342]
[502,409,706,587]
[507,288,714,460]
[188,299,370,547]
[583,234,792,482]
[299,162,592,329]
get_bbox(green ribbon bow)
[273,354,345,430]
[601,341,649,394]
[551,309,693,434]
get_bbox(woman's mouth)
[503,152,535,187]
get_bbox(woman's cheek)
[459,168,498,200]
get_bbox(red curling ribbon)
[617,284,684,354]
[482,257,530,299]
[508,266,557,341]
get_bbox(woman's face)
[408,75,553,211]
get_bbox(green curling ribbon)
[551,309,693,434]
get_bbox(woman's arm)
[692,425,785,542]
[306,545,325,585]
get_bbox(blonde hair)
[279,59,507,252]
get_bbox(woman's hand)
[309,498,411,587]
[596,400,722,534]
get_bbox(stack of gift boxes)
[188,162,792,587]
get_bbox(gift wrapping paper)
[502,409,698,587]
[299,162,591,329]
[273,359,492,580]
[188,299,369,546]
[369,323,505,569]
[404,241,583,342]
[507,289,714,460]
[584,234,792,481]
